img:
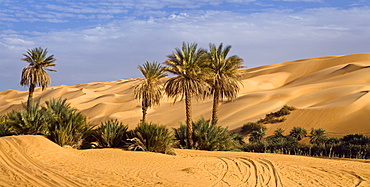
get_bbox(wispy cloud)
[0,0,369,91]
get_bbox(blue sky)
[0,0,369,91]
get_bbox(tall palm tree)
[134,61,167,123]
[164,42,209,149]
[207,43,243,125]
[20,47,57,109]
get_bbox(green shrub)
[131,122,173,154]
[44,98,94,148]
[257,105,296,124]
[0,116,11,137]
[174,117,236,151]
[241,122,266,134]
[230,132,245,147]
[94,119,128,148]
[257,116,286,124]
[6,99,47,135]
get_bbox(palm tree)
[134,61,167,123]
[289,127,307,141]
[310,128,328,145]
[20,47,57,109]
[207,43,243,125]
[249,128,266,143]
[164,42,209,149]
[274,128,284,137]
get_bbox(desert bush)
[230,132,245,147]
[130,122,173,154]
[241,122,266,134]
[94,119,128,148]
[173,123,187,148]
[44,98,94,148]
[257,116,286,124]
[256,105,296,124]
[174,117,236,151]
[6,99,48,135]
[0,116,11,137]
[0,123,10,137]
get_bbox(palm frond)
[208,43,244,101]
[163,42,210,102]
[20,47,57,91]
[134,61,166,107]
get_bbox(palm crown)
[164,42,209,101]
[20,47,57,90]
[20,47,57,109]
[208,43,243,99]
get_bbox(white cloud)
[0,1,369,91]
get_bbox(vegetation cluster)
[243,126,370,159]
[241,105,296,134]
[173,117,239,151]
[0,98,241,154]
[1,43,244,154]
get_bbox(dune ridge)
[1,53,370,137]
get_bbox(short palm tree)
[164,42,209,149]
[207,43,243,125]
[249,128,266,143]
[134,61,167,123]
[20,47,57,109]
[310,128,328,145]
[289,127,307,141]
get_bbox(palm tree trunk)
[211,86,220,125]
[185,91,194,149]
[27,83,35,110]
[141,103,147,124]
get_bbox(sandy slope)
[0,135,369,186]
[1,53,370,137]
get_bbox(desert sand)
[1,53,370,186]
[0,135,369,186]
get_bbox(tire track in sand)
[177,151,283,187]
[205,156,283,187]
[0,137,84,187]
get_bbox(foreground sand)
[1,53,370,137]
[0,135,369,187]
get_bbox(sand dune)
[1,54,370,186]
[0,135,369,186]
[1,53,370,137]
